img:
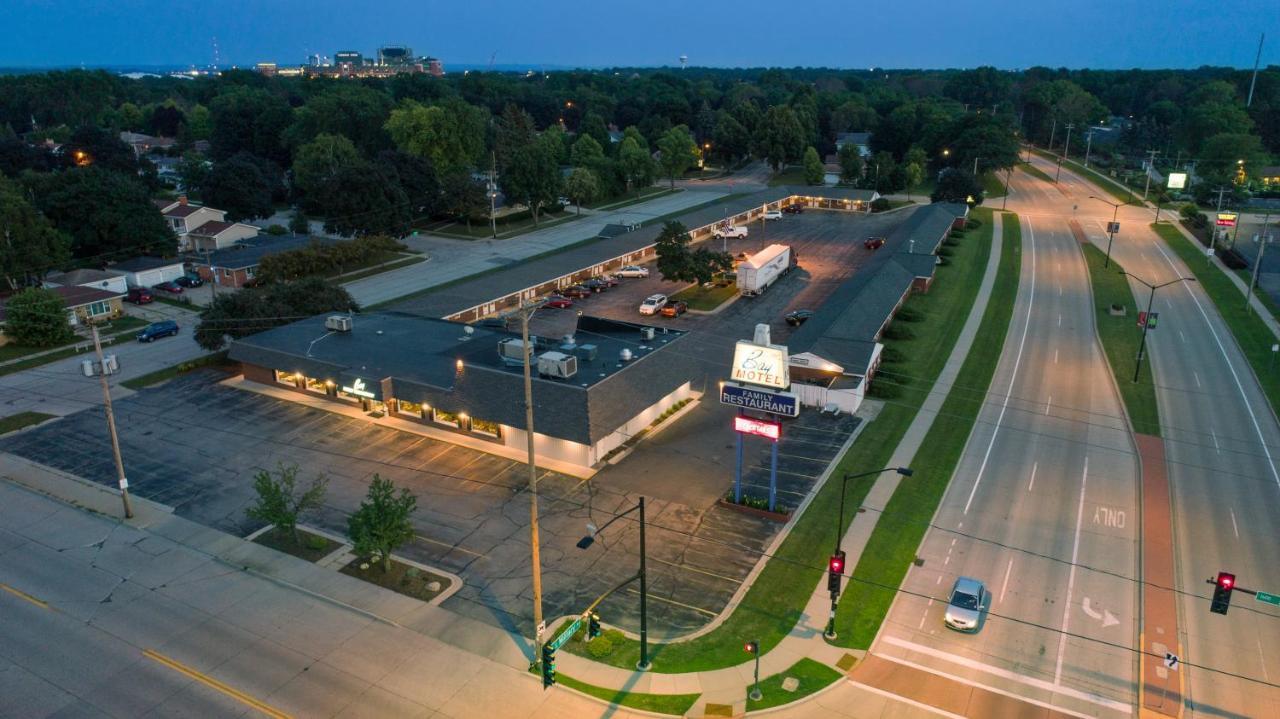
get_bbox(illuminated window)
[304,376,328,394]
[274,369,300,386]
[432,409,461,428]
[470,417,501,438]
[397,400,424,418]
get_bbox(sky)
[1,0,1277,71]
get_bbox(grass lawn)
[0,316,147,364]
[1153,221,1280,414]
[670,282,738,311]
[120,352,229,390]
[981,171,1009,199]
[424,209,579,240]
[532,671,700,716]
[833,210,1021,649]
[1082,243,1162,436]
[320,251,417,279]
[252,527,341,563]
[153,295,202,310]
[335,255,426,284]
[745,658,843,711]
[768,167,808,186]
[339,556,451,603]
[564,209,996,672]
[587,186,677,210]
[0,411,56,435]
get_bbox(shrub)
[879,346,906,363]
[866,381,901,399]
[883,324,915,340]
[966,218,982,229]
[265,224,288,236]
[870,197,891,212]
[602,629,625,644]
[938,246,954,257]
[895,307,924,323]
[937,256,951,266]
[587,636,614,657]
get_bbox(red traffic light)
[829,555,845,574]
[1217,572,1235,589]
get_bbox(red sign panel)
[734,415,781,441]
[1216,213,1238,228]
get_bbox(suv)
[638,294,668,315]
[944,577,987,632]
[763,210,783,221]
[125,287,154,304]
[136,320,179,343]
[783,204,804,214]
[713,225,748,239]
[581,278,609,293]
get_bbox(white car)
[638,294,668,315]
[944,577,987,633]
[615,265,650,278]
[763,210,783,220]
[714,225,749,239]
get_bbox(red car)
[125,287,154,304]
[659,300,688,317]
[561,285,591,299]
[864,236,886,250]
[153,281,183,294]
[544,295,574,309]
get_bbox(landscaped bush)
[879,346,906,363]
[895,307,924,323]
[264,224,288,236]
[966,218,982,229]
[256,235,406,282]
[870,198,891,212]
[1220,248,1248,270]
[866,380,901,399]
[938,246,954,257]
[587,636,614,658]
[883,324,915,340]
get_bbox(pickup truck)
[713,225,749,239]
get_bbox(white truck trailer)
[736,244,796,296]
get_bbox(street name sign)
[1257,591,1280,606]
[547,616,583,651]
[720,384,800,417]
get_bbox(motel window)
[304,376,329,394]
[397,400,425,418]
[87,301,110,316]
[432,408,461,428]
[274,369,301,386]
[470,417,501,438]
[246,267,256,278]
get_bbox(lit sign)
[721,384,800,417]
[1167,172,1187,190]
[731,341,790,390]
[1217,213,1238,228]
[734,415,781,441]
[341,377,376,398]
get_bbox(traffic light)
[828,551,847,594]
[743,640,759,655]
[1210,572,1236,615]
[587,613,601,640]
[540,644,556,688]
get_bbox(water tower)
[680,55,688,70]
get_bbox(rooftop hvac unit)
[325,315,352,332]
[574,343,598,361]
[537,351,578,379]
[497,338,528,366]
[640,327,655,341]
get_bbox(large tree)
[194,277,357,351]
[617,136,653,195]
[0,175,70,288]
[500,133,561,226]
[931,168,984,205]
[711,112,751,163]
[494,104,536,172]
[202,152,274,221]
[439,171,488,231]
[375,150,440,216]
[63,124,139,175]
[384,98,487,177]
[292,133,363,211]
[656,125,698,188]
[753,106,805,171]
[208,87,293,164]
[802,146,825,185]
[570,134,604,167]
[25,167,175,260]
[837,144,864,185]
[654,221,732,284]
[283,84,393,157]
[563,168,600,213]
[3,287,73,347]
[321,161,412,237]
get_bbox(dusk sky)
[2,0,1276,70]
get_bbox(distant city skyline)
[1,0,1276,71]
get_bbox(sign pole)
[734,411,744,503]
[768,438,779,512]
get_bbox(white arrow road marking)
[1082,596,1103,621]
[1082,597,1120,628]
[1102,609,1119,628]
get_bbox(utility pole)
[1048,117,1058,152]
[1246,209,1274,313]
[488,152,499,239]
[1142,149,1159,201]
[91,325,133,519]
[203,247,217,298]
[1247,33,1265,108]
[518,300,544,657]
[1084,129,1095,168]
[1055,123,1074,182]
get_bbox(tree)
[931,168,984,205]
[25,167,176,260]
[202,153,274,221]
[563,168,600,213]
[384,98,487,177]
[116,102,144,132]
[208,87,293,164]
[375,149,440,215]
[654,221,731,284]
[1200,133,1268,185]
[712,112,751,163]
[194,277,357,350]
[904,163,924,201]
[321,161,411,237]
[871,151,900,194]
[245,463,328,546]
[944,66,1012,111]
[618,137,653,195]
[837,144,864,185]
[494,104,536,171]
[283,84,393,157]
[0,175,70,288]
[176,151,211,196]
[348,475,417,573]
[570,134,604,167]
[656,125,698,189]
[3,287,73,347]
[802,146,825,185]
[288,208,310,235]
[149,104,185,137]
[292,133,362,210]
[64,124,138,175]
[500,133,561,226]
[439,171,487,231]
[179,104,212,144]
[947,113,1020,173]
[578,112,611,150]
[753,106,805,171]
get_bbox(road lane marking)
[1179,330,1187,343]
[1045,395,1052,414]
[1055,348,1059,364]
[1055,458,1089,686]
[1210,429,1220,454]
[880,636,1131,714]
[1028,462,1038,492]
[143,649,292,719]
[964,217,1037,515]
[918,612,927,629]
[1259,638,1271,682]
[1058,313,1062,326]
[0,583,49,609]
[1193,371,1201,388]
[1230,508,1239,538]
[999,559,1013,603]
[1151,238,1280,490]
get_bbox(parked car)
[713,225,749,239]
[785,309,814,326]
[125,287,154,304]
[638,294,668,315]
[544,295,574,309]
[594,275,620,287]
[864,236,886,250]
[582,278,609,293]
[136,320,179,343]
[944,577,987,633]
[615,265,650,278]
[763,210,783,220]
[153,281,183,294]
[783,204,804,214]
[561,285,591,299]
[659,300,688,317]
[175,273,204,288]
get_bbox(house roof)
[43,269,120,288]
[108,256,185,273]
[164,204,206,218]
[193,235,338,271]
[0,286,122,323]
[189,220,243,237]
[1259,166,1280,177]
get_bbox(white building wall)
[587,382,695,465]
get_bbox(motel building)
[227,312,696,475]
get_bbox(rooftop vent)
[325,315,352,332]
[640,327,655,341]
[620,348,633,362]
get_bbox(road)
[1027,153,1280,718]
[872,167,1140,717]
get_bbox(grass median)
[1021,161,1056,185]
[535,671,700,716]
[564,208,997,673]
[671,282,738,311]
[1153,221,1280,415]
[1081,243,1162,435]
[832,210,1021,649]
[745,658,843,711]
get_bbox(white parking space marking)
[1210,428,1221,454]
[1193,371,1201,388]
[1045,396,1052,415]
[1230,508,1239,538]
[1055,458,1089,686]
[1028,462,1038,492]
[1179,330,1187,343]
[1000,559,1014,604]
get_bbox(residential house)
[155,196,228,249]
[107,257,186,288]
[187,220,262,252]
[119,131,175,157]
[42,268,129,296]
[1258,166,1280,188]
[0,285,124,330]
[191,235,339,289]
[835,132,873,159]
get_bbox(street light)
[576,497,650,671]
[1120,271,1195,383]
[824,466,913,639]
[1090,195,1123,268]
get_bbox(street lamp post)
[1121,271,1195,383]
[1055,123,1074,183]
[1090,195,1123,268]
[1002,166,1012,211]
[825,466,912,639]
[576,497,650,670]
